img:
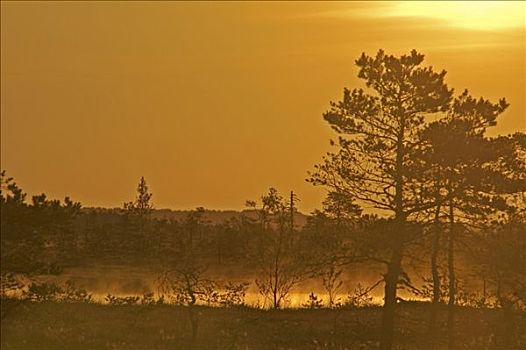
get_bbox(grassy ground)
[1,299,525,350]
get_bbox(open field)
[1,300,525,350]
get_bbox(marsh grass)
[1,299,524,349]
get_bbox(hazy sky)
[1,1,525,212]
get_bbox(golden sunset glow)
[2,3,526,349]
[387,1,525,30]
[1,1,525,212]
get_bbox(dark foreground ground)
[1,300,525,350]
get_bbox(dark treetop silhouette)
[308,49,526,350]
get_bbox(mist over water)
[34,264,425,307]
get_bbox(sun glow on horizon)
[387,1,526,31]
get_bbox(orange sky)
[1,1,525,213]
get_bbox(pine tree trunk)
[429,203,442,336]
[381,241,403,350]
[447,199,456,350]
[380,212,405,350]
[380,120,406,350]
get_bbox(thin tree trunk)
[447,198,456,350]
[273,231,282,309]
[381,242,403,350]
[496,277,514,348]
[381,214,405,350]
[429,203,442,336]
[380,107,405,350]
